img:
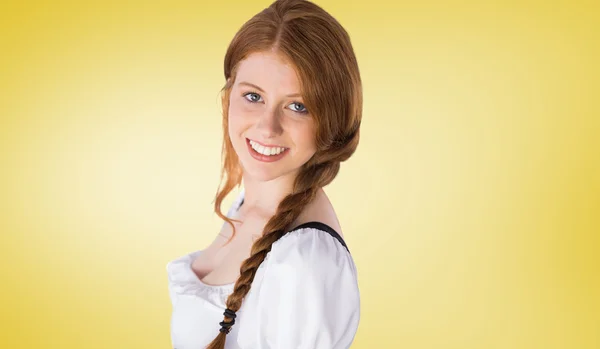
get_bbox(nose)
[256,106,283,138]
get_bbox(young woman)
[166,0,363,348]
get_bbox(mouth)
[245,138,290,163]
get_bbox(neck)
[241,169,303,217]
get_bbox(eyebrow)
[238,81,302,98]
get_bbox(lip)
[246,138,289,163]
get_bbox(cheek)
[228,101,250,132]
[229,99,259,126]
[292,124,317,153]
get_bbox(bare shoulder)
[292,188,344,239]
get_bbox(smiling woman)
[166,0,363,348]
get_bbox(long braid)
[205,169,324,348]
[206,127,359,349]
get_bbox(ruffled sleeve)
[238,226,360,349]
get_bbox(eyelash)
[242,91,308,114]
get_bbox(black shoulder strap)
[238,197,349,253]
[288,221,349,253]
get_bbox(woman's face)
[228,51,317,182]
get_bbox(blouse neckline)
[170,188,349,296]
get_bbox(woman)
[166,0,363,348]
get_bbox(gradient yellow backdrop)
[1,0,598,348]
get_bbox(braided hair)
[207,1,362,347]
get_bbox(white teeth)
[249,140,286,156]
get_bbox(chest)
[191,216,267,286]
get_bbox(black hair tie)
[223,308,237,319]
[219,308,237,334]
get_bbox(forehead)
[235,51,302,92]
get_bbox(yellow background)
[1,0,598,348]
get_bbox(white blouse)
[166,189,360,349]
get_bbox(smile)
[246,138,290,163]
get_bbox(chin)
[239,161,290,182]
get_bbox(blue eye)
[243,92,262,103]
[289,102,308,114]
